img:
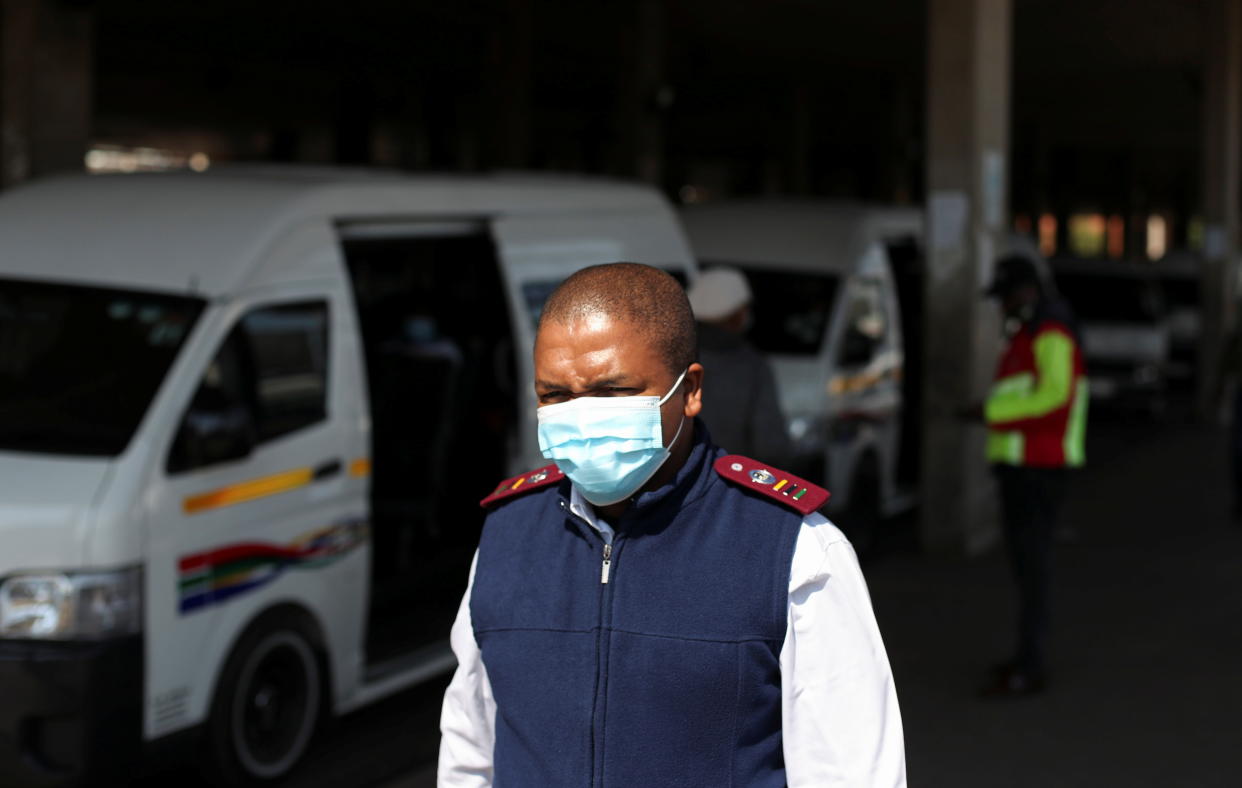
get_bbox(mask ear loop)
[665,409,688,450]
[657,367,690,406]
[659,367,691,449]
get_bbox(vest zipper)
[559,496,617,786]
[592,534,620,787]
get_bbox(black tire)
[207,614,323,785]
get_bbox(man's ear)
[683,362,704,419]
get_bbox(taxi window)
[838,278,888,367]
[733,266,840,355]
[167,301,328,474]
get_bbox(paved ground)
[870,418,1242,787]
[378,418,1242,787]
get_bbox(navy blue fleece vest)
[471,425,802,787]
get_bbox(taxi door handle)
[313,459,343,481]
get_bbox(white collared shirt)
[438,486,907,787]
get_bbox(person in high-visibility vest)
[980,254,1088,697]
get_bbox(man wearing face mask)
[438,263,905,787]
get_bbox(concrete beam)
[921,0,1012,555]
[1,0,92,187]
[1200,0,1242,418]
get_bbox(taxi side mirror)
[167,387,257,474]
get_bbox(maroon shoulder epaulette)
[479,463,565,508]
[713,454,830,515]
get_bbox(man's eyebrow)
[535,376,635,391]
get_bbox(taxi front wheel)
[207,615,324,785]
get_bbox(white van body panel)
[0,170,670,298]
[682,200,920,274]
[0,453,110,575]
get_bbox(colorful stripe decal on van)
[182,457,371,514]
[183,468,313,514]
[178,519,368,614]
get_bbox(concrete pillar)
[921,0,1012,555]
[1,0,92,187]
[1199,0,1242,418]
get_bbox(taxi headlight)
[0,567,142,640]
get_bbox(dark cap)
[984,254,1041,298]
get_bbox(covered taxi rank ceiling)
[92,0,1208,237]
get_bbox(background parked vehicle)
[1154,251,1203,396]
[1051,259,1171,416]
[681,200,923,551]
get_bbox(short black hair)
[539,262,696,375]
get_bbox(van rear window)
[732,266,840,356]
[0,278,204,456]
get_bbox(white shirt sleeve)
[781,513,907,787]
[437,552,497,788]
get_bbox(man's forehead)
[536,312,645,345]
[566,312,615,334]
[535,315,665,376]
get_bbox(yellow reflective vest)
[985,317,1088,468]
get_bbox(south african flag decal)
[178,519,368,613]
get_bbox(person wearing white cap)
[687,267,792,466]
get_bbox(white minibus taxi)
[681,200,922,550]
[0,167,694,785]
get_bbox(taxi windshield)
[0,278,204,456]
[734,266,840,355]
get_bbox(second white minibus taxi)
[681,200,922,549]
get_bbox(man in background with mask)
[977,254,1087,697]
[438,263,905,787]
[688,266,793,467]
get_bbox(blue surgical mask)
[537,368,689,506]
